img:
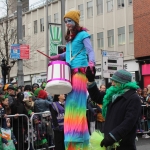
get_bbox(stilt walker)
[50,10,95,150]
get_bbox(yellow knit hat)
[64,10,80,24]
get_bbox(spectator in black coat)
[10,92,28,150]
[86,67,141,150]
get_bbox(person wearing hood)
[86,67,141,150]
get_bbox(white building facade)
[9,0,137,85]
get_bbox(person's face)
[22,86,24,91]
[6,120,10,127]
[0,84,3,88]
[58,94,65,102]
[143,93,147,98]
[143,88,147,93]
[8,89,15,95]
[111,80,116,86]
[2,98,9,106]
[111,80,120,87]
[64,18,75,31]
[137,89,142,95]
[33,87,37,92]
[18,89,21,93]
[100,86,106,92]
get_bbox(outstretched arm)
[86,66,105,104]
[50,52,66,61]
[88,83,105,105]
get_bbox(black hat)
[7,85,15,90]
[32,83,39,88]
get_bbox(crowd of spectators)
[0,80,150,150]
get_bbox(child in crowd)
[1,118,17,150]
[49,94,65,150]
[42,112,54,147]
[33,115,49,150]
[23,92,34,116]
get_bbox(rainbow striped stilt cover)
[64,72,89,150]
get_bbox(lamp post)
[46,0,49,66]
[17,0,24,86]
[61,0,65,45]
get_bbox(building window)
[107,29,114,47]
[40,18,44,32]
[97,32,103,48]
[129,25,134,43]
[34,20,38,34]
[97,0,103,15]
[107,0,113,12]
[48,15,51,23]
[54,13,58,23]
[117,0,124,8]
[87,1,93,18]
[78,4,84,19]
[22,25,25,37]
[118,27,125,45]
[128,0,132,5]
[90,34,94,47]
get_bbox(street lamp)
[17,0,24,86]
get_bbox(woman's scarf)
[102,82,139,118]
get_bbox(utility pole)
[46,0,49,66]
[17,0,24,86]
[61,0,65,45]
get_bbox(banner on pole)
[49,25,62,56]
[10,44,30,59]
[10,44,20,59]
[20,45,30,59]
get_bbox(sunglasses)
[64,19,72,24]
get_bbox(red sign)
[20,45,30,59]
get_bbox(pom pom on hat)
[64,10,80,24]
[111,69,132,84]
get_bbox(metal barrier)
[137,105,150,134]
[0,114,30,150]
[1,105,149,150]
[30,111,55,150]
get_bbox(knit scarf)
[102,82,139,118]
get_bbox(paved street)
[136,135,150,150]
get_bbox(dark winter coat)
[10,99,28,128]
[88,83,141,150]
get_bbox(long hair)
[65,23,88,42]
[0,96,11,115]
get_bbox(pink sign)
[142,64,150,75]
[20,45,30,59]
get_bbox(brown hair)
[1,96,11,115]
[65,24,86,42]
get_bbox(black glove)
[86,66,96,82]
[100,134,115,148]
